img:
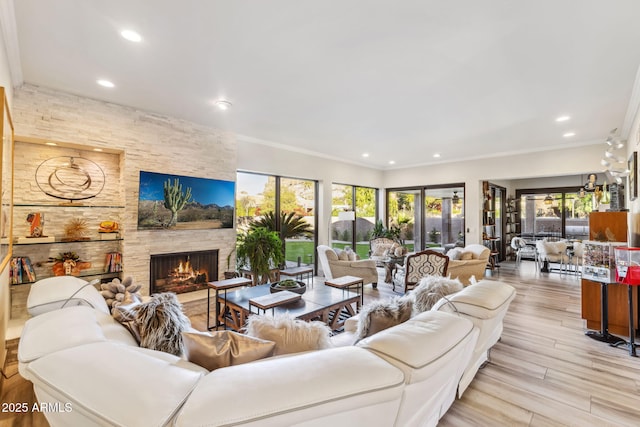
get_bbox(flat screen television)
[137,170,235,230]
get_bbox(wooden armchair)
[394,250,449,293]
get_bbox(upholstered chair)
[316,245,379,288]
[535,239,570,273]
[571,241,584,275]
[446,244,491,285]
[394,250,449,293]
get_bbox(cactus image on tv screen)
[137,171,235,230]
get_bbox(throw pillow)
[348,251,358,261]
[338,250,350,261]
[182,331,275,371]
[394,246,405,257]
[356,296,413,340]
[112,301,142,343]
[446,248,462,260]
[245,313,332,356]
[411,275,464,313]
[459,251,474,260]
[134,292,192,356]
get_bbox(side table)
[325,275,364,309]
[207,277,252,330]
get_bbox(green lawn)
[284,240,371,264]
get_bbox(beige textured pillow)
[348,251,358,261]
[356,296,413,340]
[338,250,350,261]
[112,302,142,343]
[182,331,275,371]
[245,313,332,355]
[459,251,474,260]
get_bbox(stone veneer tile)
[10,84,237,301]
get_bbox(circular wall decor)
[35,156,105,202]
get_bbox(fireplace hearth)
[150,250,218,294]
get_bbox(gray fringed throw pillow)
[356,296,413,340]
[411,275,464,313]
[134,292,191,356]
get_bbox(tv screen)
[137,171,235,230]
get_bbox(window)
[388,184,464,252]
[517,189,592,242]
[236,172,317,268]
[330,183,378,259]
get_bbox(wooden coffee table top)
[249,290,301,310]
[324,275,364,288]
[208,277,252,291]
[221,284,358,318]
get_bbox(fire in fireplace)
[150,250,218,294]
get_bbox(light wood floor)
[2,261,639,426]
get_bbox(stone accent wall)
[11,84,237,300]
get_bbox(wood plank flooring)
[2,261,640,426]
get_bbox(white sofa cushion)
[432,279,516,319]
[18,305,139,382]
[175,346,404,427]
[26,342,206,427]
[27,276,110,316]
[356,310,477,427]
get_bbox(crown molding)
[0,0,23,86]
[621,64,640,139]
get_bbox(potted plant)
[236,227,285,285]
[249,211,313,264]
[270,278,306,294]
[223,247,239,279]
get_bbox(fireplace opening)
[150,250,218,294]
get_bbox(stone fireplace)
[150,250,218,294]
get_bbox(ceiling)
[6,0,640,169]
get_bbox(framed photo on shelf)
[628,151,637,201]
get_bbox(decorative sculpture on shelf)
[35,156,105,203]
[62,218,90,241]
[49,251,91,276]
[26,212,45,238]
[163,178,192,227]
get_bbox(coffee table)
[218,284,360,332]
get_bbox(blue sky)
[138,171,235,206]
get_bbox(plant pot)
[223,271,239,279]
[270,280,306,295]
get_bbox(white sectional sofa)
[17,278,514,426]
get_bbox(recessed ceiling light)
[97,79,115,88]
[362,153,369,158]
[215,100,232,110]
[388,160,395,165]
[556,115,570,122]
[121,29,142,43]
[563,132,576,138]
[45,142,57,146]
[93,148,103,152]
[433,153,441,158]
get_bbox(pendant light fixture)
[544,194,554,205]
[452,191,460,206]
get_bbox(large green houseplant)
[236,227,285,285]
[249,211,313,261]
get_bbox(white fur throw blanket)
[410,275,464,313]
